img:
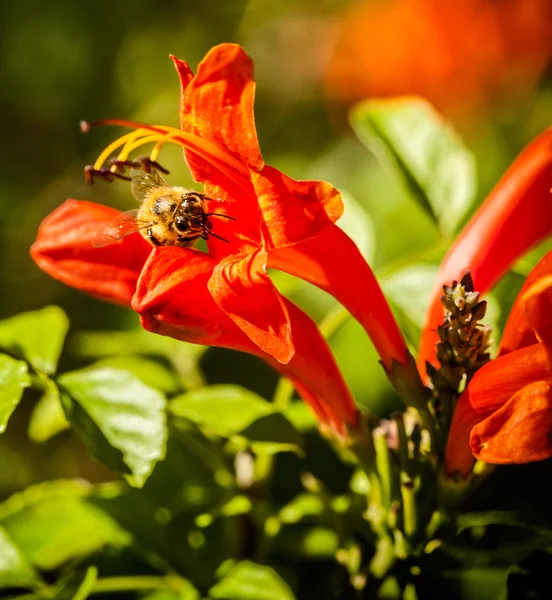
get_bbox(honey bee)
[91,158,234,248]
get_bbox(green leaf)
[59,366,167,487]
[209,561,295,600]
[52,566,97,600]
[0,354,30,433]
[170,385,275,437]
[94,356,181,395]
[0,306,69,374]
[28,378,69,442]
[351,97,477,236]
[0,525,41,590]
[0,485,129,570]
[240,413,302,456]
[273,527,339,559]
[141,582,200,600]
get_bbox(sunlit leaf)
[28,378,69,442]
[457,512,552,537]
[59,366,167,487]
[0,354,30,434]
[351,97,477,236]
[0,526,41,590]
[0,306,69,374]
[273,527,339,559]
[170,385,274,437]
[240,413,302,456]
[141,581,200,600]
[0,486,129,570]
[52,566,97,600]
[209,561,295,600]
[94,356,181,395]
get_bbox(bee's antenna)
[205,228,230,244]
[204,213,236,221]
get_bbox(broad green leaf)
[0,526,41,590]
[170,385,275,437]
[72,329,206,390]
[0,489,129,570]
[0,354,30,433]
[94,356,181,395]
[240,413,302,456]
[28,379,69,442]
[209,561,295,600]
[0,306,69,374]
[59,366,167,487]
[351,97,477,236]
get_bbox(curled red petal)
[173,44,263,178]
[252,166,344,249]
[31,200,151,306]
[471,379,552,465]
[268,225,408,369]
[208,248,294,364]
[500,249,552,354]
[133,247,357,433]
[445,342,552,476]
[419,127,552,375]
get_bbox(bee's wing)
[92,209,152,247]
[130,169,170,204]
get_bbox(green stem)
[272,377,295,411]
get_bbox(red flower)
[445,256,552,475]
[419,128,552,375]
[326,0,552,119]
[32,199,357,434]
[415,128,552,475]
[32,44,413,434]
[76,44,409,373]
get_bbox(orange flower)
[32,43,414,433]
[326,0,552,118]
[416,128,552,475]
[445,257,552,475]
[419,127,552,375]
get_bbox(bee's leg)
[84,165,131,185]
[108,156,170,175]
[147,228,163,246]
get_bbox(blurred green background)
[1,0,552,499]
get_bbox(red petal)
[133,247,357,432]
[208,248,293,364]
[445,342,551,475]
[31,200,151,306]
[252,166,344,249]
[173,44,263,181]
[500,250,552,354]
[471,380,552,465]
[268,225,408,369]
[419,128,552,374]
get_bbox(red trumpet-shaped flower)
[32,43,412,434]
[415,128,552,475]
[419,127,552,375]
[445,254,552,475]
[32,200,357,433]
[74,43,409,373]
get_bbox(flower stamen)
[81,119,251,193]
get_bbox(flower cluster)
[32,43,552,483]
